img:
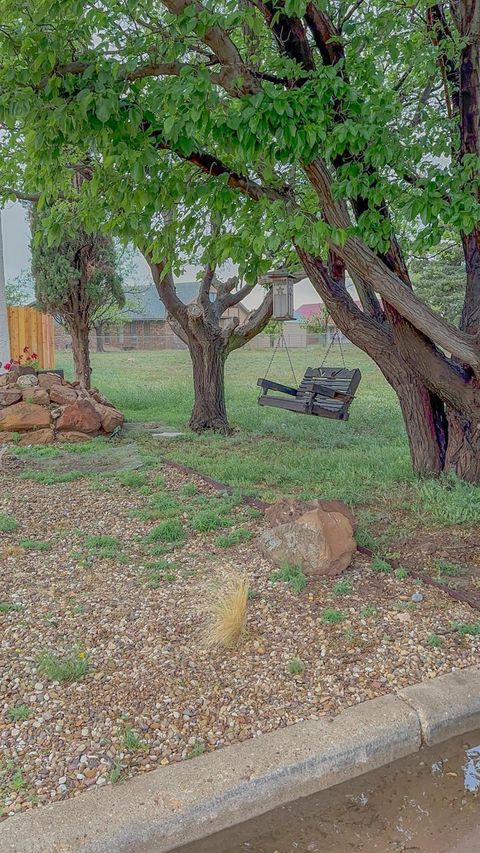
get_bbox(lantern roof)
[259,267,305,285]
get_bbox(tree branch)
[227,289,273,350]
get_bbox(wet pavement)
[174,730,480,853]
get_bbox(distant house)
[55,281,251,352]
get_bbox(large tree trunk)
[188,336,230,433]
[95,324,105,352]
[69,323,92,388]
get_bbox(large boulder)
[37,372,62,391]
[93,402,124,434]
[0,389,22,407]
[258,504,356,577]
[56,398,102,434]
[264,498,356,532]
[18,428,55,446]
[21,387,50,406]
[0,401,51,432]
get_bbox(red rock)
[18,428,55,446]
[0,402,51,432]
[93,402,124,433]
[37,372,62,391]
[56,431,93,443]
[0,389,22,406]
[21,388,50,406]
[264,498,356,531]
[49,385,78,405]
[56,398,102,434]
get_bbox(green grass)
[19,470,87,484]
[116,470,147,489]
[360,605,376,618]
[395,566,409,579]
[452,620,480,636]
[414,473,480,525]
[372,556,393,574]
[187,740,205,759]
[145,519,185,544]
[19,538,51,551]
[215,528,253,548]
[8,705,33,722]
[190,508,233,532]
[287,657,305,674]
[36,648,90,683]
[333,577,353,596]
[84,534,125,561]
[321,608,345,624]
[270,563,307,594]
[0,602,22,613]
[122,726,146,752]
[426,633,444,648]
[0,514,19,533]
[434,558,464,577]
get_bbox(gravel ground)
[1,460,480,819]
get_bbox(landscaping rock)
[18,428,55,446]
[21,387,50,406]
[265,498,356,531]
[56,431,94,443]
[0,389,22,407]
[93,402,124,434]
[56,398,102,434]
[37,372,62,390]
[0,401,51,432]
[16,374,38,389]
[258,506,356,577]
[49,385,78,406]
[0,374,8,387]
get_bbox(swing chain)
[264,332,298,385]
[320,329,346,370]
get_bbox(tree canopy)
[0,0,479,476]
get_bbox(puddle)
[174,730,480,853]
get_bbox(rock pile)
[258,498,357,577]
[0,369,124,445]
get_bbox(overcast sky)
[2,202,320,310]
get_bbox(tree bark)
[69,323,92,387]
[188,336,230,433]
[95,324,105,352]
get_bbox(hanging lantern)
[270,269,295,320]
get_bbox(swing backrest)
[297,367,361,401]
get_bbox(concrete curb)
[1,666,479,853]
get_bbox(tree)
[5,271,32,306]
[410,242,466,326]
[1,1,480,475]
[31,208,125,387]
[299,308,329,334]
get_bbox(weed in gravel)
[452,620,480,636]
[215,529,253,548]
[243,506,263,519]
[271,564,307,594]
[144,561,177,587]
[153,475,166,489]
[122,727,146,752]
[427,633,444,648]
[190,508,232,532]
[0,514,19,533]
[8,705,33,722]
[11,770,26,792]
[0,602,22,613]
[84,535,126,561]
[37,648,90,683]
[202,574,249,649]
[148,494,182,516]
[146,519,185,544]
[287,657,305,674]
[116,471,147,489]
[187,740,205,759]
[181,483,197,497]
[333,577,352,596]
[360,606,376,618]
[19,538,51,551]
[435,558,464,577]
[321,608,345,625]
[109,762,122,784]
[19,470,87,484]
[372,556,393,574]
[394,567,408,579]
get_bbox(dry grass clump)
[202,574,249,649]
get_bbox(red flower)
[4,362,11,370]
[23,346,30,353]
[31,352,38,359]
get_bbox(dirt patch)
[1,461,480,819]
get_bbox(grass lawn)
[56,345,413,506]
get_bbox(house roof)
[296,302,324,320]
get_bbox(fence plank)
[7,307,55,369]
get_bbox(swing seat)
[257,367,361,420]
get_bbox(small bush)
[203,574,249,649]
[8,705,33,722]
[0,514,19,533]
[215,529,253,548]
[435,558,464,577]
[287,657,305,674]
[37,648,90,683]
[394,567,408,579]
[271,564,307,594]
[20,539,51,551]
[427,633,444,648]
[372,556,393,574]
[333,577,352,596]
[146,519,185,544]
[321,608,345,625]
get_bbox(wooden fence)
[7,306,55,369]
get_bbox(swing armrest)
[257,378,298,396]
